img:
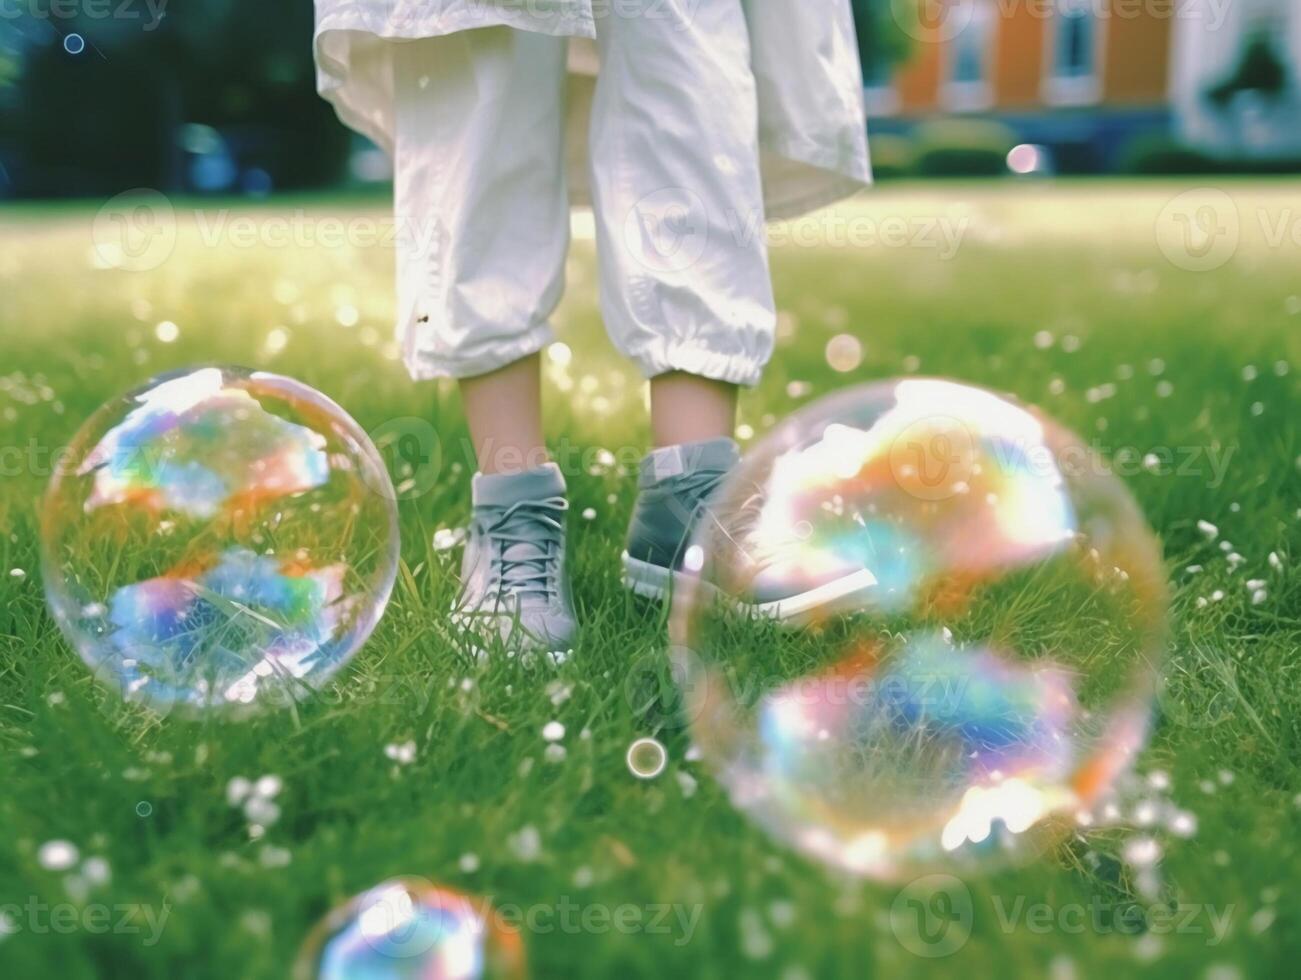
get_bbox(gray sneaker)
[622,438,881,623]
[622,438,739,604]
[453,463,576,659]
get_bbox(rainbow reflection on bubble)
[295,879,525,980]
[41,367,398,714]
[674,378,1166,879]
[101,547,351,707]
[733,380,1079,615]
[79,367,331,518]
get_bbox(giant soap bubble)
[41,367,399,715]
[671,379,1167,880]
[295,878,525,980]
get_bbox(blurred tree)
[5,1,910,198]
[851,0,914,82]
[167,0,349,190]
[6,0,349,198]
[1205,30,1289,107]
[17,36,179,197]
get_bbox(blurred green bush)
[911,119,1015,177]
[1118,135,1218,175]
[867,133,914,180]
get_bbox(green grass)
[1,179,1299,978]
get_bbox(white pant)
[390,10,777,384]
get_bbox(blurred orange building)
[864,0,1301,171]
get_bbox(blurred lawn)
[0,179,1298,978]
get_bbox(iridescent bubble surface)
[296,878,525,980]
[41,367,398,714]
[672,378,1167,880]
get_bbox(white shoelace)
[484,495,568,601]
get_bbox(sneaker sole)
[622,553,881,625]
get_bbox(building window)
[1044,1,1103,104]
[1057,9,1094,77]
[942,1,995,112]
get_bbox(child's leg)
[392,28,569,473]
[459,354,546,475]
[649,373,738,449]
[587,0,775,443]
[393,29,577,653]
[591,1,774,598]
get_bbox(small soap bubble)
[295,878,524,979]
[825,335,863,373]
[626,738,668,779]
